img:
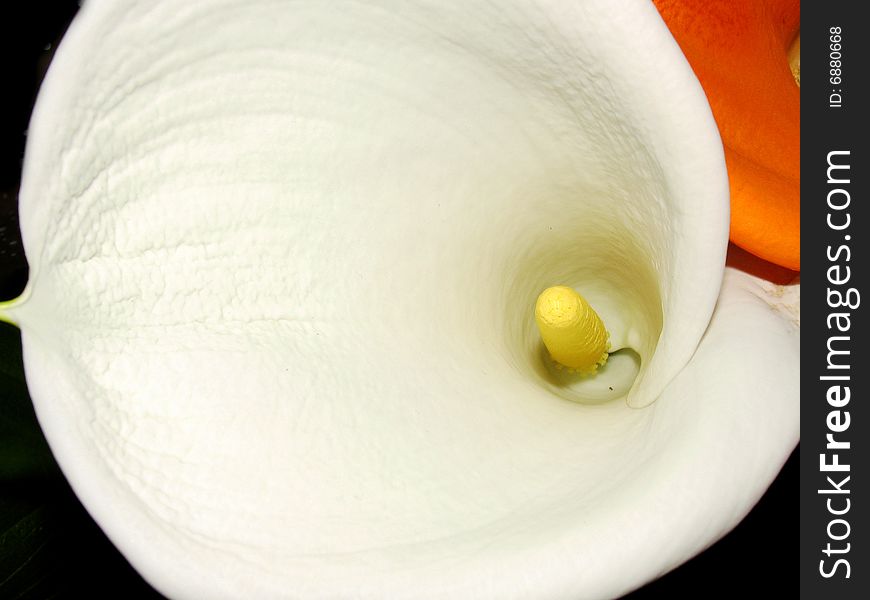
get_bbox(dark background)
[0,2,795,598]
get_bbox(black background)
[1,2,796,598]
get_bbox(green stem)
[0,298,22,327]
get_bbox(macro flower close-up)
[1,0,799,598]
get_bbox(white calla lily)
[3,0,799,598]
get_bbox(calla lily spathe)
[4,0,798,598]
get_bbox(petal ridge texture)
[10,1,796,598]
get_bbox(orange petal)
[654,0,800,270]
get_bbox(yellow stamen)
[535,286,610,374]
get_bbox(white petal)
[15,0,728,408]
[3,1,790,598]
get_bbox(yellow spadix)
[535,286,610,374]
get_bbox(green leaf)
[1,326,163,598]
[0,481,166,598]
[0,489,60,600]
[0,324,58,481]
[0,322,26,382]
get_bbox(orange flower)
[654,0,800,270]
